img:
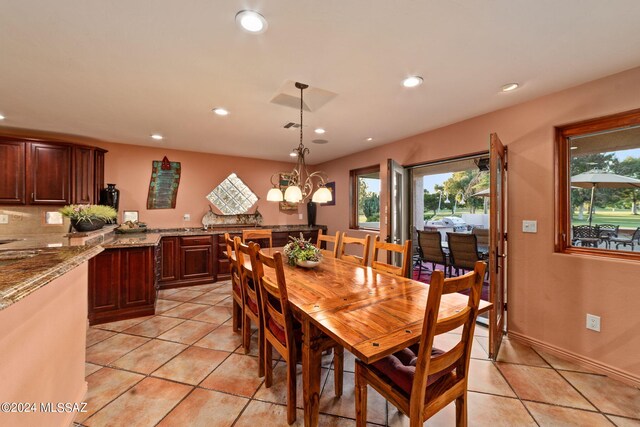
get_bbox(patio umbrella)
[472,188,490,197]
[571,169,640,226]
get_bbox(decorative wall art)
[279,173,298,211]
[324,182,336,206]
[147,156,181,209]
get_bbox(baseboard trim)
[508,331,640,388]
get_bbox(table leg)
[302,318,322,427]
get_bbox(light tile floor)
[76,281,640,427]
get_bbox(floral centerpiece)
[283,234,322,268]
[59,204,117,232]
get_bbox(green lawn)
[572,210,640,229]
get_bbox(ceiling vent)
[271,80,337,112]
[283,122,301,129]
[312,139,329,144]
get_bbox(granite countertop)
[0,245,103,311]
[102,233,162,248]
[148,224,326,236]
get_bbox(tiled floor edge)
[508,331,640,388]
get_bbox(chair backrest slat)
[317,229,340,258]
[339,233,373,266]
[225,233,243,300]
[243,229,273,248]
[236,238,259,304]
[371,240,411,277]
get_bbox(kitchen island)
[0,243,103,427]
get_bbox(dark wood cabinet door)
[0,140,26,204]
[94,149,105,203]
[120,247,155,308]
[180,245,214,281]
[88,250,121,314]
[159,237,179,283]
[28,142,71,204]
[73,147,94,204]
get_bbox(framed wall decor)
[278,172,298,211]
[324,181,336,206]
[123,210,139,223]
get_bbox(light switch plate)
[183,213,190,221]
[0,214,8,224]
[586,314,601,332]
[522,220,537,233]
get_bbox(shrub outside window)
[350,166,381,230]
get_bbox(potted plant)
[59,204,118,232]
[283,234,323,268]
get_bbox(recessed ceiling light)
[402,76,423,88]
[501,83,519,92]
[212,108,229,116]
[235,10,268,34]
[0,113,5,120]
[314,128,325,134]
[150,134,164,141]
[365,137,374,142]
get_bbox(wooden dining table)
[234,248,493,426]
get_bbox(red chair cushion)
[247,297,259,315]
[232,280,242,298]
[371,345,449,395]
[267,317,302,346]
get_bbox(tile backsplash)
[0,206,70,236]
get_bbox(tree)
[570,152,618,216]
[614,156,640,215]
[441,170,488,214]
[423,190,439,219]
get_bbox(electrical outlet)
[586,314,601,332]
[522,220,537,233]
[0,214,8,224]
[298,213,303,220]
[183,213,190,221]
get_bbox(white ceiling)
[1,1,640,164]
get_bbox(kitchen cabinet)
[159,235,216,289]
[88,246,157,325]
[0,138,107,205]
[0,140,25,204]
[28,142,72,204]
[72,146,94,204]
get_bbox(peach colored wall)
[0,263,89,427]
[316,66,640,382]
[95,142,307,228]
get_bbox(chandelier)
[267,82,332,204]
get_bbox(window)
[207,173,258,214]
[350,165,381,230]
[556,108,640,260]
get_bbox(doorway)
[403,148,507,359]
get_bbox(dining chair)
[242,228,273,248]
[416,230,448,278]
[597,224,619,248]
[471,227,489,246]
[371,239,411,277]
[447,232,483,277]
[235,237,265,377]
[316,229,340,258]
[249,243,344,424]
[338,233,374,266]
[224,233,244,335]
[354,261,487,427]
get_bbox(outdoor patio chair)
[596,224,619,249]
[609,227,640,251]
[447,232,483,277]
[416,230,448,278]
[571,225,600,247]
